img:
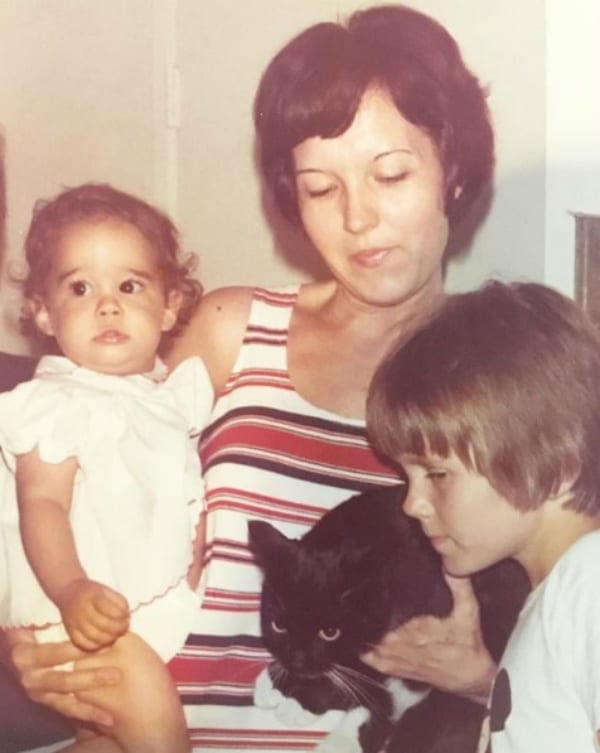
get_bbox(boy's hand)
[361,574,496,703]
[56,579,130,652]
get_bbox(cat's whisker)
[328,665,379,710]
[325,667,361,707]
[232,661,269,681]
[333,662,387,690]
[329,664,387,717]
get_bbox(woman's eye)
[308,187,334,199]
[270,620,287,634]
[377,172,409,185]
[69,280,92,296]
[120,279,144,294]
[318,627,341,642]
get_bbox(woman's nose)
[342,185,378,234]
[96,295,121,317]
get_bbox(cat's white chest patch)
[315,706,369,753]
[386,677,430,721]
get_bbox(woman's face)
[293,87,449,308]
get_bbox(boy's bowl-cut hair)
[367,281,600,515]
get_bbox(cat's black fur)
[248,484,530,753]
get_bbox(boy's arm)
[15,450,129,650]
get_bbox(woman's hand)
[361,574,496,703]
[6,627,121,726]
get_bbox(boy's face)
[399,451,541,577]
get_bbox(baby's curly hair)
[21,182,202,350]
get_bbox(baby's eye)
[120,279,144,294]
[318,627,341,642]
[270,620,287,634]
[69,280,92,296]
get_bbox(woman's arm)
[166,286,254,393]
[16,450,130,651]
[362,574,496,704]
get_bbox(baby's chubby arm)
[16,449,130,651]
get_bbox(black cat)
[248,484,530,753]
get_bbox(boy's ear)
[162,289,183,332]
[30,298,55,337]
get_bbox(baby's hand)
[56,579,130,652]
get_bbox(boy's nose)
[402,486,431,521]
[96,295,122,316]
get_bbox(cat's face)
[249,520,387,677]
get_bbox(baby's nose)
[96,295,121,316]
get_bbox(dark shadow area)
[0,664,74,753]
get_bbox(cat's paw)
[254,667,284,709]
[275,696,319,727]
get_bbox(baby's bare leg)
[68,632,189,753]
[59,727,122,752]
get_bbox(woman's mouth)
[351,247,392,267]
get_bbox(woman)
[7,5,496,751]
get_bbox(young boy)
[367,280,600,753]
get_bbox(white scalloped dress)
[0,354,212,661]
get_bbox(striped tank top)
[171,286,401,752]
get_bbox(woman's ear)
[30,298,55,337]
[162,290,183,332]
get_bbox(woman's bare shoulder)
[166,286,255,393]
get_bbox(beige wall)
[1,1,597,356]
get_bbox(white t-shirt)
[479,530,600,753]
[0,354,212,660]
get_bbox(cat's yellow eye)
[271,620,287,634]
[318,627,341,642]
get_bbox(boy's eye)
[69,280,92,296]
[427,469,448,481]
[120,279,144,294]
[271,620,287,634]
[318,627,341,642]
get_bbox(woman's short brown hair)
[367,281,600,515]
[254,4,494,229]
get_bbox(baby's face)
[33,218,180,375]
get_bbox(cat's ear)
[248,520,297,571]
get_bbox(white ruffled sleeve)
[0,377,113,467]
[162,356,214,434]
